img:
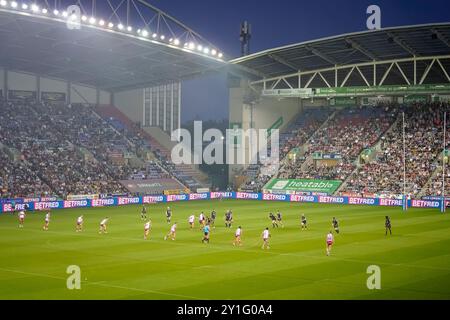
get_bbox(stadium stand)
[239,107,334,192]
[343,102,450,198]
[278,105,397,183]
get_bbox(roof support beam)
[318,72,331,88]
[340,67,355,87]
[420,59,436,84]
[304,72,318,88]
[249,54,450,86]
[379,62,395,86]
[436,59,450,82]
[387,32,418,56]
[355,66,370,87]
[431,29,450,48]
[394,62,411,85]
[305,45,336,65]
[345,38,377,60]
[268,53,299,71]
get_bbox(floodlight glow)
[62,11,68,17]
[89,17,96,24]
[108,22,114,28]
[188,42,195,50]
[118,24,124,30]
[211,49,217,56]
[70,14,77,21]
[53,9,58,15]
[22,4,28,9]
[11,1,18,8]
[0,0,7,7]
[152,33,157,38]
[42,8,47,14]
[99,20,105,26]
[31,4,39,12]
[174,39,180,45]
[127,26,132,32]
[160,35,165,40]
[218,53,223,58]
[203,47,210,54]
[197,45,203,51]
[141,30,148,37]
[81,15,87,22]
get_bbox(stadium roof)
[230,23,450,82]
[0,0,226,92]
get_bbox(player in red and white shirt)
[76,215,84,232]
[188,214,195,229]
[99,217,109,234]
[262,227,271,250]
[43,211,51,231]
[233,226,242,246]
[144,220,152,240]
[326,231,334,256]
[164,223,177,241]
[18,210,26,228]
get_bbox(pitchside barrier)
[0,192,447,213]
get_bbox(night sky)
[149,0,450,123]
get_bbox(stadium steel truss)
[0,0,226,91]
[230,23,450,98]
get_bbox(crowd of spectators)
[240,107,333,192]
[277,105,397,182]
[343,102,449,198]
[0,99,184,198]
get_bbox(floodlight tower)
[240,21,252,56]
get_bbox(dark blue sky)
[148,0,450,122]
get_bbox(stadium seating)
[239,107,334,192]
[343,102,449,198]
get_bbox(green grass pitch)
[0,199,449,300]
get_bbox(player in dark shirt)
[141,205,148,220]
[385,216,392,235]
[301,214,307,230]
[332,217,339,234]
[276,211,284,228]
[210,210,217,229]
[269,212,278,228]
[225,210,233,228]
[166,207,172,224]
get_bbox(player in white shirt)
[199,212,206,228]
[188,214,195,229]
[76,215,84,232]
[262,227,271,250]
[164,223,177,241]
[18,210,26,228]
[326,231,334,256]
[99,217,109,234]
[233,226,243,246]
[43,211,51,231]
[144,220,152,240]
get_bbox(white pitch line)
[0,267,203,300]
